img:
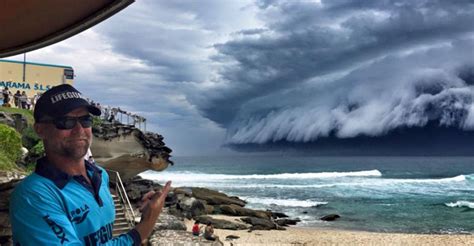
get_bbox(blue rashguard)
[10,157,141,245]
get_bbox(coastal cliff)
[91,121,173,180]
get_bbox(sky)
[6,0,474,156]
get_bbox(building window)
[64,68,74,79]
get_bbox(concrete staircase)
[112,193,133,236]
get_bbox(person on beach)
[9,84,172,245]
[204,222,218,241]
[192,221,203,236]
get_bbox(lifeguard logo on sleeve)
[83,222,113,245]
[70,204,90,224]
[43,214,69,244]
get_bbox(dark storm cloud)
[78,0,257,154]
[36,0,472,151]
[95,0,258,84]
[188,0,474,144]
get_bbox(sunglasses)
[40,115,93,130]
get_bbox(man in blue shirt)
[10,84,171,245]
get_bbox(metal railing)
[106,169,136,227]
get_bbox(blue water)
[140,155,474,234]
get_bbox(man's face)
[35,107,92,160]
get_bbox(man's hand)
[134,181,171,242]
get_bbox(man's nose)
[70,120,86,132]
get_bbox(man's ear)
[34,123,46,139]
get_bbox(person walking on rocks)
[9,84,172,245]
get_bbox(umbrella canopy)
[0,0,134,58]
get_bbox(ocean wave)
[464,174,474,181]
[214,184,337,189]
[445,201,474,209]
[384,175,466,184]
[240,197,328,207]
[140,169,382,182]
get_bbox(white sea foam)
[445,201,474,209]
[380,175,466,185]
[140,169,382,182]
[139,171,471,195]
[215,184,337,189]
[240,196,328,207]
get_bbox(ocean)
[139,155,474,234]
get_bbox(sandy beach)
[185,216,474,246]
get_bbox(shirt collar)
[35,156,102,189]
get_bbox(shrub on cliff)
[0,106,39,149]
[21,125,41,149]
[30,141,44,156]
[0,152,16,170]
[92,116,103,128]
[0,124,22,170]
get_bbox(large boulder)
[173,187,193,197]
[122,177,163,202]
[241,217,280,230]
[274,218,301,227]
[191,188,246,207]
[270,211,289,219]
[178,197,206,219]
[154,211,187,231]
[202,203,215,214]
[196,216,249,230]
[219,204,237,215]
[0,112,14,128]
[9,114,28,133]
[219,204,271,219]
[320,214,341,221]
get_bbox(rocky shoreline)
[0,173,301,245]
[124,176,302,245]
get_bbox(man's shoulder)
[10,175,53,212]
[13,173,57,197]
